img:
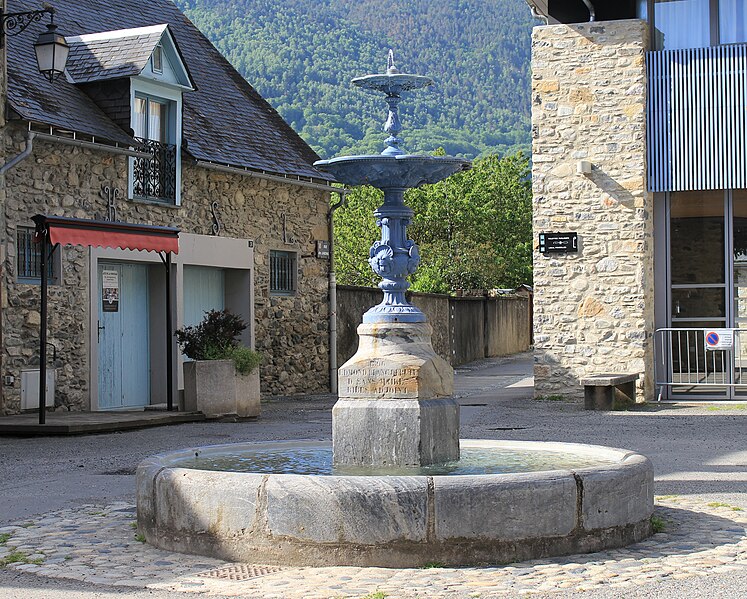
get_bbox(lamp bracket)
[1,8,54,48]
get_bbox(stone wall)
[531,20,655,400]
[0,1,7,411]
[337,285,531,367]
[1,124,330,413]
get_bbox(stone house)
[0,0,337,415]
[527,0,747,401]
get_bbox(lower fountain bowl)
[136,439,654,567]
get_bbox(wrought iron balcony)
[133,137,177,202]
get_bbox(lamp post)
[1,6,69,81]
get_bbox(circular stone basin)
[136,439,654,567]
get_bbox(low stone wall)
[336,285,531,366]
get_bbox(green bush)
[228,345,263,375]
[175,310,261,374]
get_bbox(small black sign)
[316,240,330,259]
[539,232,578,254]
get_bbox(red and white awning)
[32,215,179,254]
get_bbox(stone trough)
[136,439,653,567]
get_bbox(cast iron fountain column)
[365,186,423,323]
[315,52,470,468]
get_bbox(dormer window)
[64,24,195,206]
[152,44,163,74]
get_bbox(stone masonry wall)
[531,20,655,401]
[1,124,330,413]
[0,1,7,411]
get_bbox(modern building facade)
[527,0,747,400]
[0,0,336,415]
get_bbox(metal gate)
[655,327,747,400]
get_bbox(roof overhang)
[66,24,195,90]
[524,1,638,24]
[32,215,179,254]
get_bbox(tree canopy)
[333,152,533,293]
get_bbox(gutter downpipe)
[328,188,347,394]
[0,131,35,175]
[581,0,596,22]
[195,160,341,194]
[524,1,549,25]
[0,131,152,165]
[33,132,152,158]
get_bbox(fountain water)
[137,54,654,567]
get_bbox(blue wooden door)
[183,266,225,327]
[98,263,150,409]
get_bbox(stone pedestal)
[333,322,459,467]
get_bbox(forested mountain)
[175,0,536,159]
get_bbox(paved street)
[1,352,746,598]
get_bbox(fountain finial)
[386,49,399,74]
[351,52,434,156]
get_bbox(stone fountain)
[314,51,470,469]
[136,54,654,568]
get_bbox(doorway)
[662,189,747,398]
[97,262,150,409]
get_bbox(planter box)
[183,359,260,418]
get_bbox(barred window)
[17,227,58,283]
[270,250,297,295]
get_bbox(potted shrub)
[175,309,261,418]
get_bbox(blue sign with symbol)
[706,332,720,346]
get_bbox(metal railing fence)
[655,327,747,400]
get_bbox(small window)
[17,227,58,284]
[270,250,297,295]
[152,44,163,73]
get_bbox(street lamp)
[1,6,69,82]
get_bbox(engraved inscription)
[340,365,421,397]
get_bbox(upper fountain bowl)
[314,154,471,189]
[351,72,434,96]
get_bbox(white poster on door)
[102,270,119,312]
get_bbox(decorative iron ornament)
[100,184,120,222]
[281,213,296,244]
[1,9,52,46]
[210,201,222,235]
[132,137,177,202]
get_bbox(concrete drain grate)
[196,564,284,581]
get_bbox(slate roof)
[7,0,327,180]
[65,25,169,85]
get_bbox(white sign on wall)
[704,329,733,351]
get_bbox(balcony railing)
[133,137,177,202]
[647,44,747,192]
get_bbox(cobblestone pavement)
[0,495,745,598]
[2,353,746,597]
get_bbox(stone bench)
[580,373,639,411]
